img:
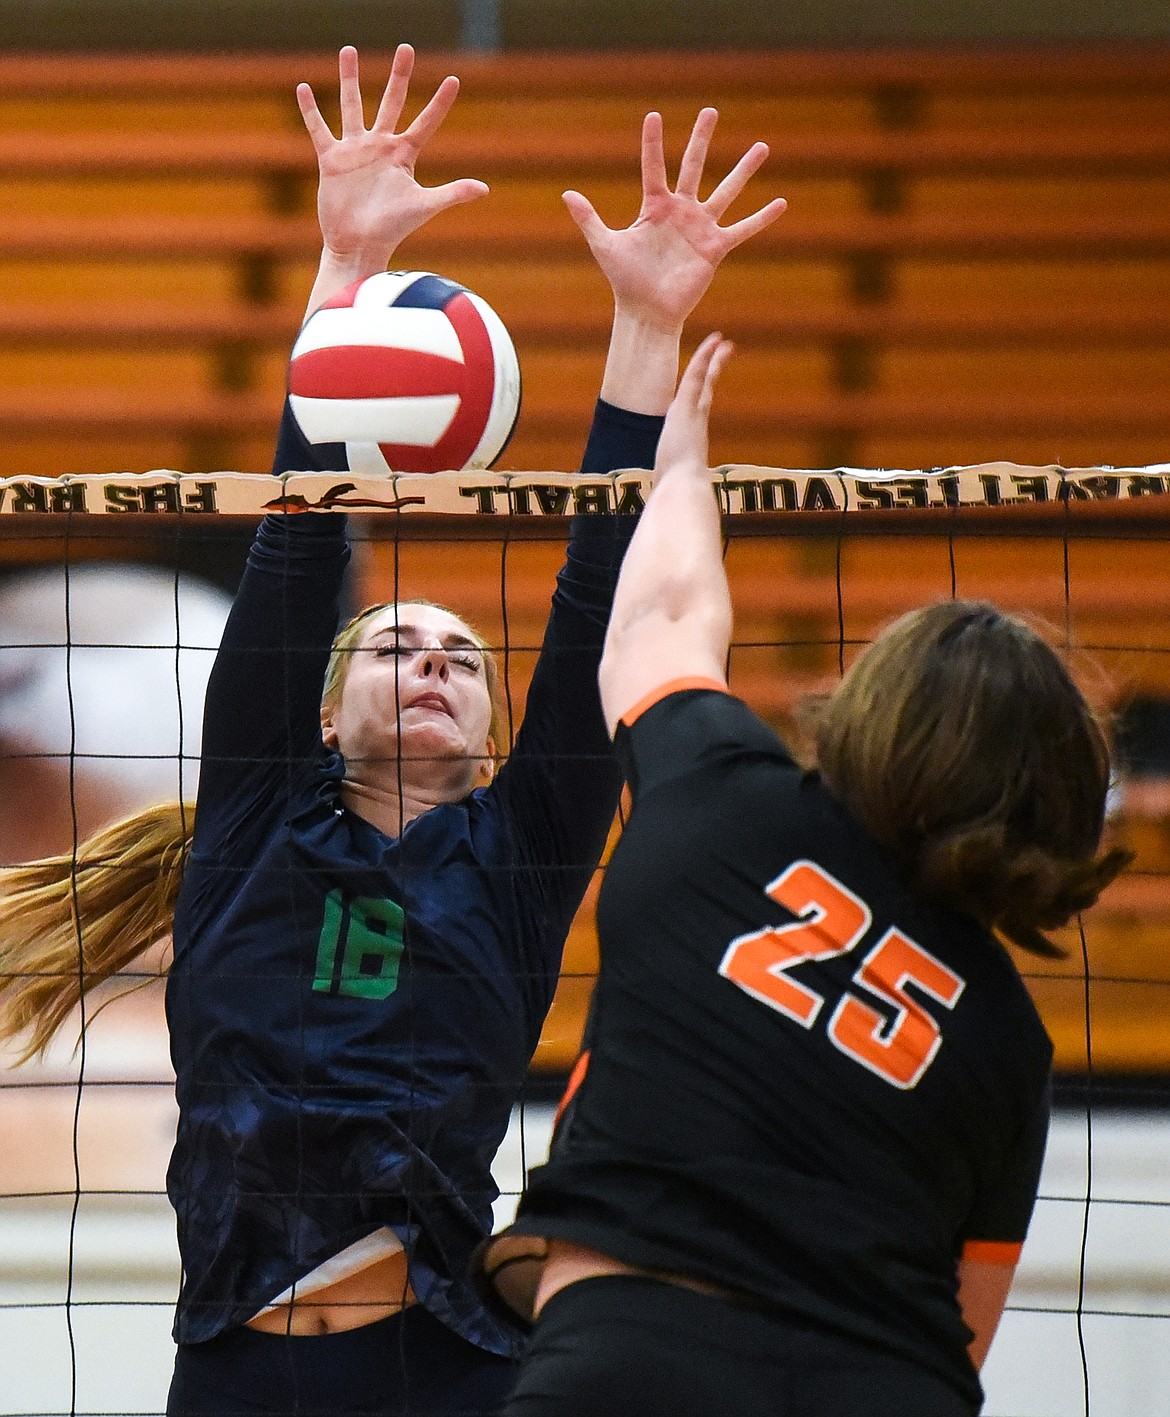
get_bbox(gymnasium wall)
[1,0,1169,52]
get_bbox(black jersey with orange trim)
[494,685,1052,1406]
[164,397,660,1351]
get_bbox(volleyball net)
[1,468,1169,1416]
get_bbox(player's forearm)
[605,466,731,665]
[956,1257,1016,1371]
[199,511,346,781]
[598,306,683,417]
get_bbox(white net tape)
[3,462,1170,518]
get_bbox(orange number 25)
[718,859,965,1089]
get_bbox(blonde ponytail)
[0,801,194,1062]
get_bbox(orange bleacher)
[0,49,1166,473]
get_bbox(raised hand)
[297,44,488,311]
[564,109,786,332]
[653,332,735,485]
[598,331,737,731]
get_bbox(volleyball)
[287,270,521,475]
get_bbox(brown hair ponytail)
[810,600,1131,957]
[914,826,1128,959]
[0,801,194,1061]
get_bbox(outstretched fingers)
[674,107,719,199]
[681,332,734,416]
[655,332,735,479]
[299,43,408,148]
[562,189,611,248]
[704,140,771,220]
[722,195,789,248]
[296,82,334,155]
[400,73,462,150]
[370,42,415,133]
[640,111,670,198]
[326,42,460,152]
[337,44,369,136]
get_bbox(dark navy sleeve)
[577,398,662,479]
[192,402,349,859]
[616,687,795,805]
[489,398,662,994]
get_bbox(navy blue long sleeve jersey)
[165,399,661,1350]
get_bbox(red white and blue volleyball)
[287,270,522,475]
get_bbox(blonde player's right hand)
[297,44,488,271]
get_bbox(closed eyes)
[373,642,481,672]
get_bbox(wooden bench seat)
[364,540,1170,709]
[3,209,1170,261]
[2,126,1169,179]
[371,553,1170,635]
[1,368,1170,438]
[5,293,1170,351]
[3,385,1170,480]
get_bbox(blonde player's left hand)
[563,108,786,330]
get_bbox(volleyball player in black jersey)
[480,338,1129,1416]
[0,51,786,1417]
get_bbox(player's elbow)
[600,597,732,704]
[614,566,730,640]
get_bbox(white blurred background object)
[0,564,230,862]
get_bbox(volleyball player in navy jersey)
[0,46,786,1417]
[479,338,1129,1416]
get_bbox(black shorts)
[501,1276,979,1417]
[167,1305,516,1417]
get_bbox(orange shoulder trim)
[620,676,730,729]
[553,1050,592,1131]
[961,1239,1023,1267]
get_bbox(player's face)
[322,603,496,787]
